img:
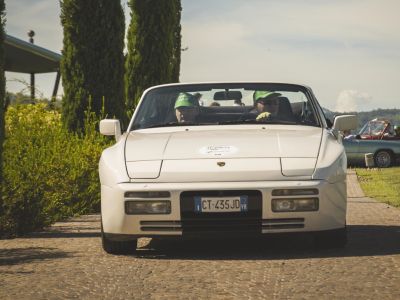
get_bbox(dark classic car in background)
[344,119,400,168]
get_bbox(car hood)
[125,126,322,180]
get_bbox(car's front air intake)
[262,218,305,231]
[140,220,182,233]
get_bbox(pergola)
[4,34,62,99]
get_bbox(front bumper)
[101,179,346,238]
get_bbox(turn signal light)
[124,191,171,198]
[272,189,318,196]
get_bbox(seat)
[277,97,295,121]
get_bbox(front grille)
[180,190,262,236]
[140,220,182,232]
[262,218,305,231]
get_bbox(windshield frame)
[127,82,323,132]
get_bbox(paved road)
[1,170,400,299]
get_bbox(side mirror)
[332,115,357,132]
[100,119,121,142]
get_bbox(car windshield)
[359,120,388,136]
[130,83,321,130]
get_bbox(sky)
[5,0,400,112]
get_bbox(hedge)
[0,103,112,237]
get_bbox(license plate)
[194,196,248,213]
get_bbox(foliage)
[171,0,182,82]
[0,103,112,236]
[125,0,182,109]
[0,0,5,228]
[60,0,126,132]
[356,167,400,208]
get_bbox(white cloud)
[335,90,372,112]
[4,0,400,111]
[180,0,400,110]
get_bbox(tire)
[314,227,347,249]
[101,224,137,255]
[374,150,393,168]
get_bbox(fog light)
[274,199,294,211]
[272,198,318,212]
[125,201,171,214]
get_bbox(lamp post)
[28,30,35,102]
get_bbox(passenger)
[193,92,204,106]
[395,125,400,137]
[252,90,282,121]
[174,92,200,123]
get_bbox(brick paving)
[1,171,400,299]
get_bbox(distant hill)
[323,108,400,132]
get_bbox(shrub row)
[0,103,112,237]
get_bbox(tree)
[60,0,126,132]
[125,0,182,109]
[0,0,5,231]
[171,0,182,82]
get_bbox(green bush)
[0,103,112,236]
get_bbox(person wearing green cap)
[252,90,282,121]
[174,92,200,123]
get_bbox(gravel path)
[1,170,399,299]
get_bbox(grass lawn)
[356,167,400,208]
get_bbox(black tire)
[314,227,347,249]
[374,150,393,168]
[101,224,137,255]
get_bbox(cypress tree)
[171,0,182,82]
[60,0,126,132]
[0,0,5,227]
[125,0,182,108]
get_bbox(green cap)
[253,90,282,103]
[394,125,400,133]
[174,93,198,109]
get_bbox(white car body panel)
[124,125,322,181]
[101,180,346,235]
[99,82,356,242]
[125,125,322,161]
[126,160,162,179]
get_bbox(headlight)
[272,198,318,212]
[125,201,171,214]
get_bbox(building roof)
[4,34,61,74]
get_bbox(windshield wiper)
[218,119,260,125]
[298,119,319,127]
[218,119,298,125]
[145,121,201,129]
[139,119,300,129]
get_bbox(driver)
[252,90,282,121]
[174,92,200,123]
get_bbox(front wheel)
[101,224,137,255]
[374,150,393,168]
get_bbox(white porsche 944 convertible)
[99,82,357,254]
